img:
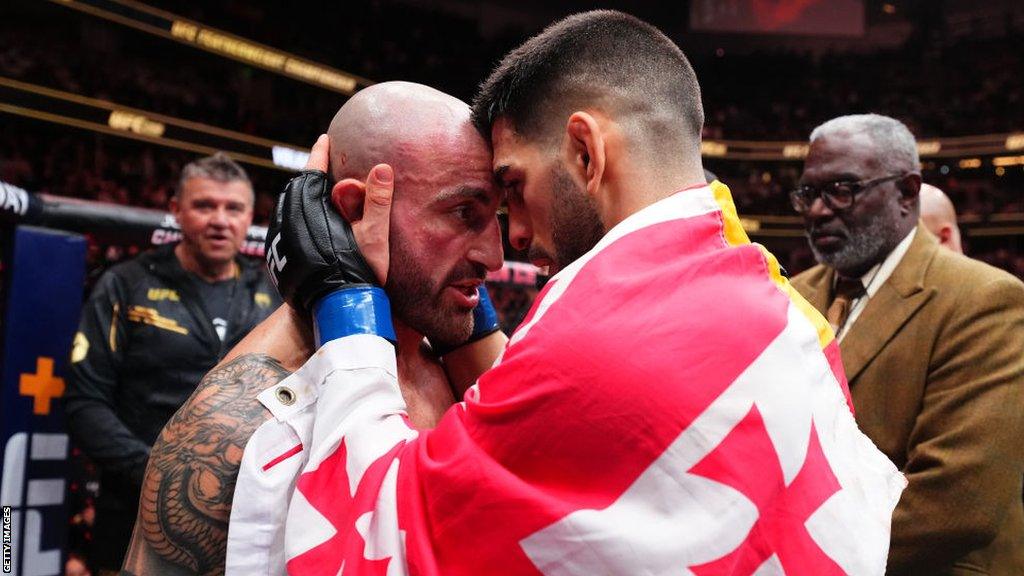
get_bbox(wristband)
[471,285,500,340]
[313,287,396,347]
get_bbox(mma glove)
[266,169,395,345]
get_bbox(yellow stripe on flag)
[709,180,750,247]
[709,180,835,348]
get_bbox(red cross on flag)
[283,184,905,575]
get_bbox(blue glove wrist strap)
[471,285,500,339]
[313,287,396,347]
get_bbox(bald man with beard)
[119,82,507,576]
[919,183,963,254]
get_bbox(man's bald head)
[920,183,963,254]
[321,81,501,350]
[327,81,485,185]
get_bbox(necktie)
[827,276,866,333]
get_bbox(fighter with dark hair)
[471,10,705,276]
[269,10,902,574]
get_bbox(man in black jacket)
[65,152,279,573]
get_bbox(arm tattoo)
[134,354,290,575]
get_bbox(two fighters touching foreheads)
[122,10,905,575]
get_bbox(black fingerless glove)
[265,170,395,345]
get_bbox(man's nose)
[469,215,504,272]
[506,204,532,253]
[210,207,230,227]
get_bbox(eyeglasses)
[790,173,906,214]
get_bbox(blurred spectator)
[920,183,964,253]
[63,153,280,571]
[487,283,537,335]
[5,1,1022,143]
[64,553,92,576]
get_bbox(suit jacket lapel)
[840,228,937,383]
[800,267,832,315]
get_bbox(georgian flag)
[283,183,905,575]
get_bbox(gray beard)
[808,214,895,275]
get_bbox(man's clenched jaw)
[799,132,908,278]
[491,118,606,277]
[547,164,604,274]
[806,209,899,275]
[386,223,487,350]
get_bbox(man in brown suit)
[790,113,1024,575]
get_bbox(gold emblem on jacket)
[127,305,188,335]
[255,292,272,308]
[147,288,180,302]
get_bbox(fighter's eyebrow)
[433,185,492,205]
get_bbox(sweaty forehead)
[489,118,538,178]
[490,119,516,164]
[394,126,496,205]
[181,177,253,204]
[329,81,487,182]
[803,131,882,182]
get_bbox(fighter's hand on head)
[300,134,391,285]
[266,134,377,310]
[303,132,330,172]
[353,163,392,286]
[265,134,395,345]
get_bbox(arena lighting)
[0,76,307,172]
[271,146,312,171]
[701,141,729,157]
[0,101,285,171]
[10,75,1021,173]
[108,110,165,138]
[992,156,1024,167]
[782,144,810,159]
[739,217,762,232]
[46,0,372,95]
[702,132,1022,161]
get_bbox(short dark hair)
[471,10,703,154]
[177,152,253,201]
